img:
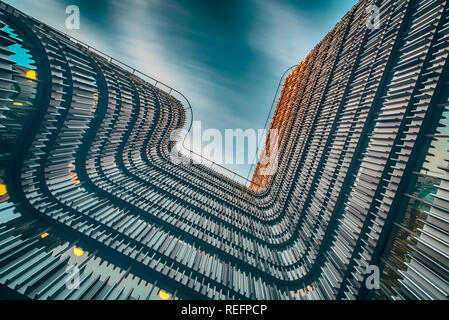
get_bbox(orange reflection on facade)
[250,57,308,191]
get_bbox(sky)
[5,0,358,180]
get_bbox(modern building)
[0,0,448,300]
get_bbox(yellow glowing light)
[158,290,171,300]
[25,70,37,80]
[69,172,80,185]
[73,247,85,257]
[13,102,24,106]
[0,184,7,196]
[40,232,49,239]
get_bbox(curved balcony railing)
[246,64,298,182]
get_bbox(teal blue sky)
[6,0,358,179]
